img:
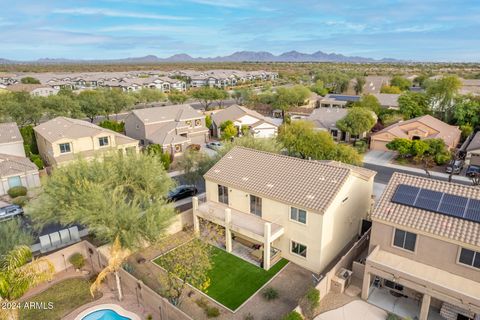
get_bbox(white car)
[206,141,223,150]
[0,205,24,221]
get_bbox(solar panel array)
[391,184,480,223]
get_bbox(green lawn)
[154,245,288,310]
[20,277,101,320]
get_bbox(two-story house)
[0,122,40,195]
[124,104,209,157]
[192,147,375,272]
[362,173,480,320]
[34,117,139,167]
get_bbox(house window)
[291,241,307,258]
[459,248,480,269]
[7,176,22,189]
[218,185,229,204]
[250,195,262,217]
[59,143,71,154]
[393,228,417,252]
[174,144,182,153]
[98,136,109,147]
[290,207,307,224]
[195,119,202,127]
[331,129,338,137]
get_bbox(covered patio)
[192,197,284,270]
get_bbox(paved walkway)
[314,300,387,320]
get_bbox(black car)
[167,185,198,202]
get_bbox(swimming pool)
[81,309,131,320]
[74,304,141,320]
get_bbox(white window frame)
[289,207,307,225]
[392,228,417,253]
[457,247,480,270]
[249,194,262,217]
[98,136,109,147]
[59,142,71,154]
[290,240,307,258]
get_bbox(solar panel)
[437,194,468,218]
[391,184,420,206]
[414,189,443,212]
[465,199,480,222]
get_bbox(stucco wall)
[369,221,480,282]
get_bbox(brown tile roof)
[211,104,278,127]
[0,122,23,144]
[371,115,461,147]
[373,172,480,247]
[131,104,203,125]
[0,153,38,177]
[204,147,375,213]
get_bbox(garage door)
[370,139,390,151]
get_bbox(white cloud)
[98,24,213,34]
[53,7,190,20]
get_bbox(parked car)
[206,141,223,150]
[167,185,198,202]
[446,159,464,174]
[0,204,24,221]
[466,165,480,177]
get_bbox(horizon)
[1,0,479,62]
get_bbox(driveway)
[314,300,387,320]
[363,150,396,165]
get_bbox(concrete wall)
[166,210,194,235]
[0,141,26,157]
[369,221,480,282]
[38,240,100,273]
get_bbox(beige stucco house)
[124,104,209,157]
[370,115,461,151]
[466,131,480,167]
[0,122,40,195]
[362,172,480,320]
[192,147,375,272]
[34,117,139,167]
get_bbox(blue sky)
[1,0,479,62]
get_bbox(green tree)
[103,89,135,118]
[0,246,54,320]
[98,120,125,133]
[205,114,212,129]
[310,80,328,96]
[20,77,40,84]
[386,138,413,157]
[145,144,171,170]
[354,76,365,95]
[168,90,189,105]
[390,76,412,91]
[77,90,106,122]
[314,72,350,93]
[220,120,238,140]
[133,88,166,105]
[191,87,226,110]
[215,89,229,108]
[398,91,430,119]
[231,88,253,104]
[380,85,402,94]
[353,94,381,115]
[42,94,82,119]
[273,85,310,121]
[453,95,480,127]
[177,149,209,186]
[336,107,376,141]
[0,219,33,256]
[425,75,461,121]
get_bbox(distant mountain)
[0,50,401,64]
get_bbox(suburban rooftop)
[0,122,23,144]
[130,104,203,124]
[204,147,375,214]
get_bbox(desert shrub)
[299,287,320,319]
[262,287,279,301]
[11,196,29,206]
[282,311,303,320]
[99,120,125,133]
[69,253,85,269]
[206,306,220,318]
[29,153,45,169]
[7,186,27,198]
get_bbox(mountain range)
[0,50,400,64]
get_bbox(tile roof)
[307,107,348,130]
[0,122,23,144]
[466,131,480,152]
[131,104,203,125]
[34,117,137,144]
[211,104,278,127]
[0,153,37,177]
[373,172,480,247]
[372,93,400,107]
[204,147,375,213]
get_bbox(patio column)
[192,196,200,234]
[361,271,371,300]
[419,293,431,320]
[263,222,272,271]
[224,208,232,253]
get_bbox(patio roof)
[196,201,284,243]
[367,247,480,313]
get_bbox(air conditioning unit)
[331,268,353,294]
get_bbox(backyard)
[154,244,289,310]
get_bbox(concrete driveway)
[363,150,396,165]
[314,300,387,320]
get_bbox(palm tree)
[90,236,130,301]
[0,246,54,320]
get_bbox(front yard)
[154,244,288,310]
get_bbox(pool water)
[81,309,131,320]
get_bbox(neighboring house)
[124,104,209,156]
[211,105,279,138]
[34,117,139,167]
[370,115,461,151]
[466,131,480,166]
[0,122,26,157]
[192,147,376,272]
[306,107,369,142]
[362,172,480,320]
[318,93,399,109]
[6,84,59,96]
[372,93,400,109]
